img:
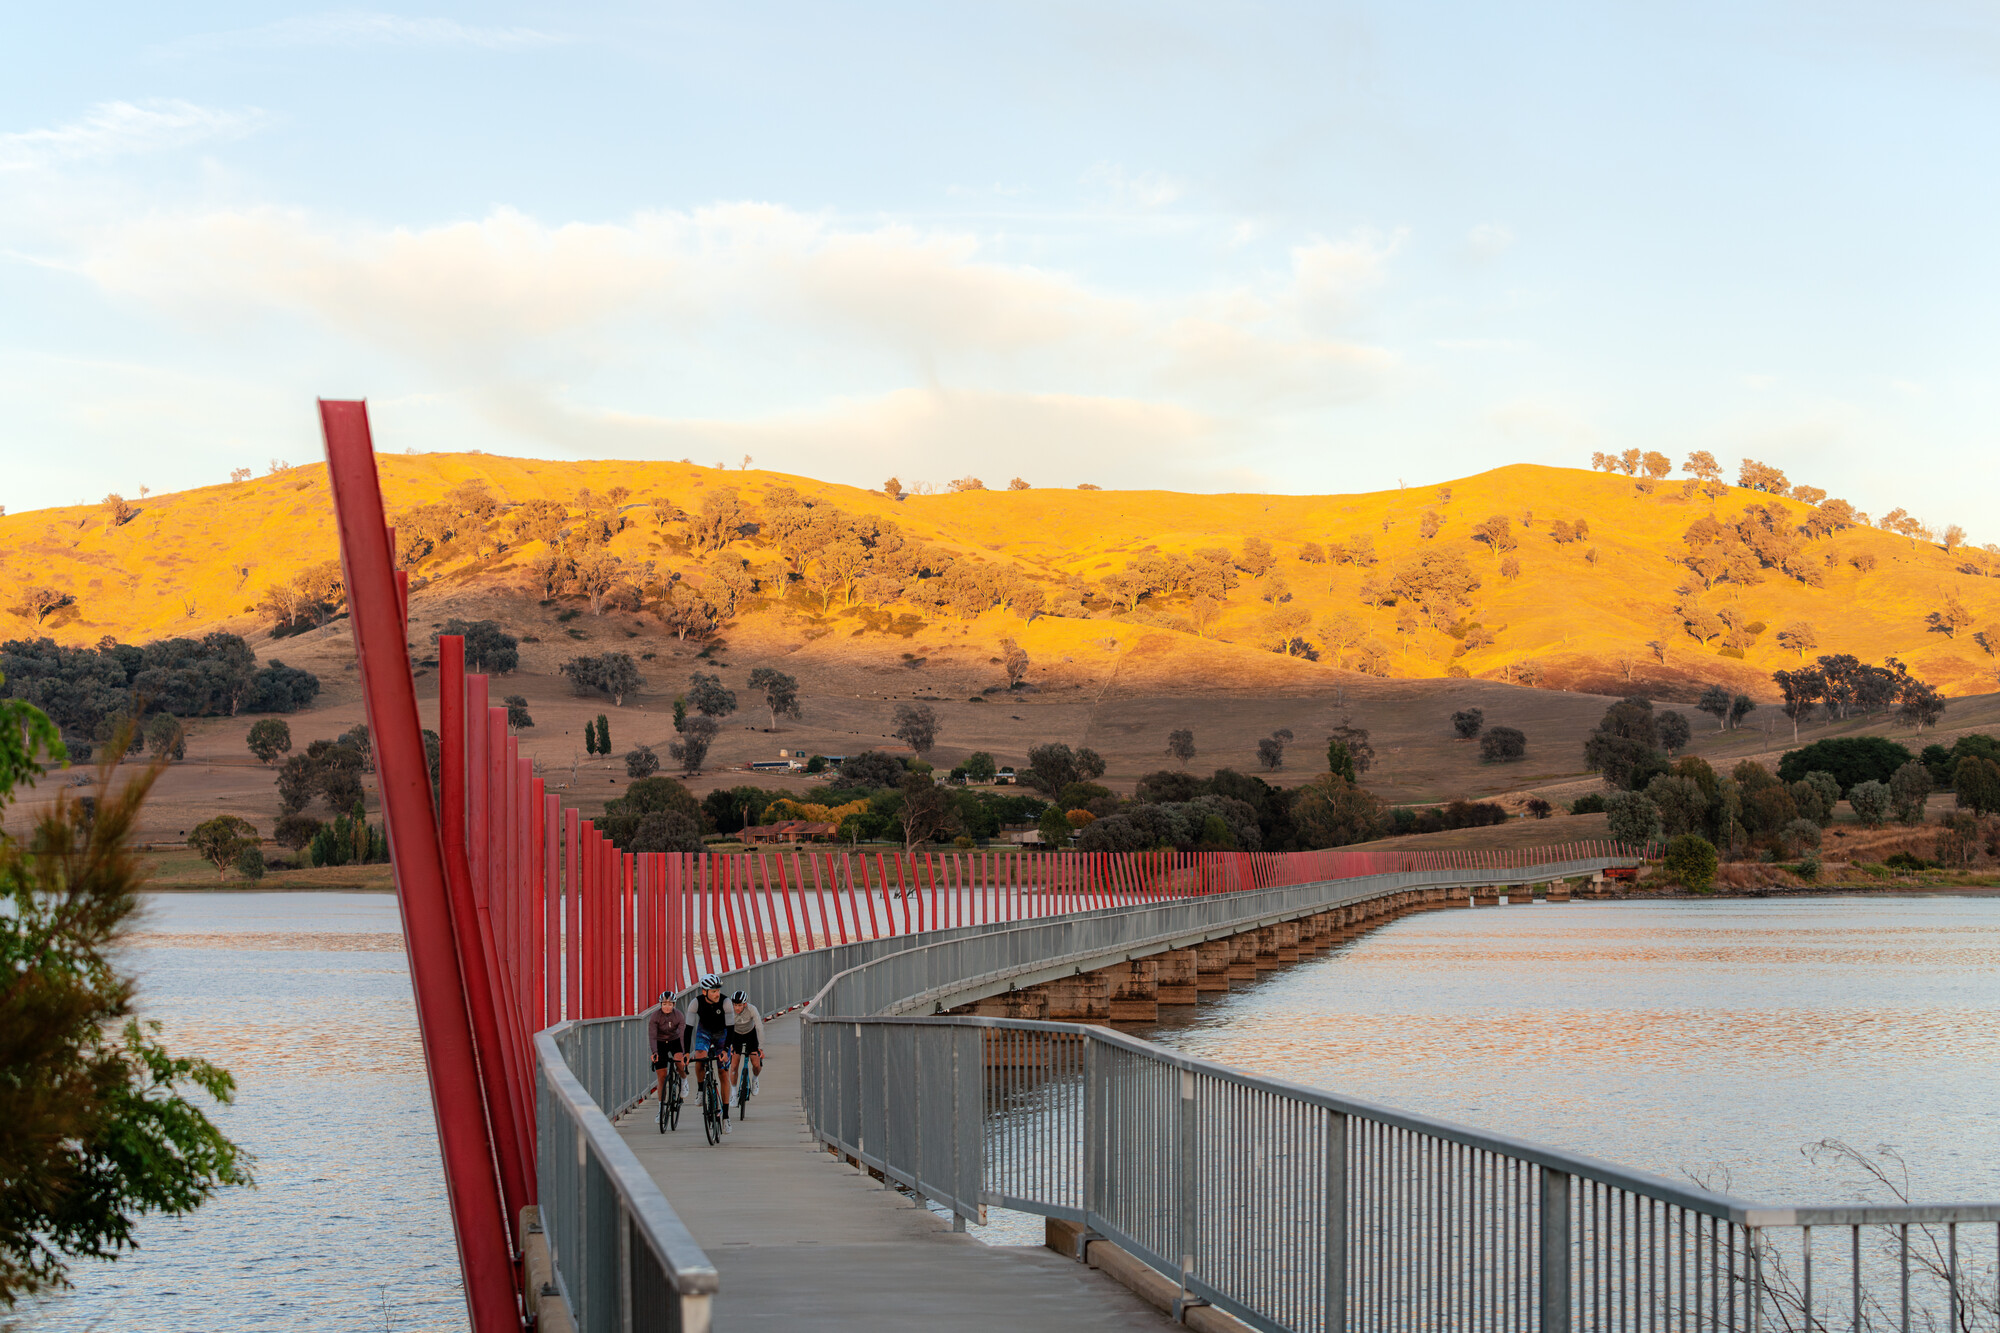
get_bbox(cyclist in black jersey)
[688,975,736,1133]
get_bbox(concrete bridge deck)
[615,1014,1174,1332]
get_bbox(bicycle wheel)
[667,1079,681,1132]
[736,1068,751,1117]
[702,1072,721,1145]
[658,1087,668,1134]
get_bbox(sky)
[4,2,1999,524]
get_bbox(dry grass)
[135,847,394,892]
[5,456,1997,699]
[8,455,2000,841]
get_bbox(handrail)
[534,1022,718,1333]
[794,861,2000,1333]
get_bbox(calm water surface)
[29,893,465,1333]
[1145,894,2000,1203]
[29,893,1998,1322]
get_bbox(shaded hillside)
[4,456,1996,704]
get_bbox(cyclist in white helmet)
[686,975,737,1133]
[726,989,765,1098]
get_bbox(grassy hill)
[5,456,1994,701]
[7,455,2000,844]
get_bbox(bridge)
[318,401,1997,1332]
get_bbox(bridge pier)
[1225,936,1259,982]
[1194,940,1234,992]
[1044,971,1112,1022]
[1548,880,1571,902]
[1472,885,1500,907]
[1105,958,1160,1022]
[1248,928,1282,972]
[1272,920,1301,962]
[960,987,1049,1021]
[1153,948,1199,1004]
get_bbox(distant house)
[748,760,801,773]
[998,824,1043,845]
[739,820,837,844]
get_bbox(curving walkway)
[614,1015,1175,1331]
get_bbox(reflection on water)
[1146,895,2000,1204]
[967,894,2000,1248]
[30,893,465,1333]
[30,893,1996,1317]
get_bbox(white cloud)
[65,201,1395,409]
[486,383,1216,482]
[161,11,568,54]
[0,100,260,172]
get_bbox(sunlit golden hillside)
[4,456,1996,702]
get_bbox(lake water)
[1143,894,2000,1205]
[28,893,466,1333]
[28,893,1998,1327]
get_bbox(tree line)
[0,633,320,758]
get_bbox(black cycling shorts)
[726,1027,761,1056]
[652,1039,682,1069]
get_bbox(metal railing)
[535,1021,718,1333]
[792,864,2000,1333]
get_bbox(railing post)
[949,1030,967,1232]
[1540,1169,1571,1333]
[1324,1109,1346,1333]
[1083,1036,1100,1234]
[1178,1068,1197,1310]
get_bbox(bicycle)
[698,1052,724,1145]
[735,1058,753,1119]
[658,1063,682,1134]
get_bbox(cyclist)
[647,990,688,1106]
[726,989,765,1097]
[688,974,736,1134]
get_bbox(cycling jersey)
[694,992,728,1037]
[647,1004,689,1055]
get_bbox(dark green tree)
[186,816,258,879]
[1582,698,1667,790]
[1889,760,1933,824]
[669,715,718,774]
[143,714,185,762]
[1663,834,1717,892]
[1953,756,2000,817]
[1696,684,1732,730]
[1289,774,1385,849]
[746,667,802,730]
[892,702,940,756]
[1777,736,1914,795]
[1,724,250,1305]
[245,717,291,765]
[436,619,519,674]
[685,671,736,719]
[1326,740,1357,782]
[1020,743,1106,796]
